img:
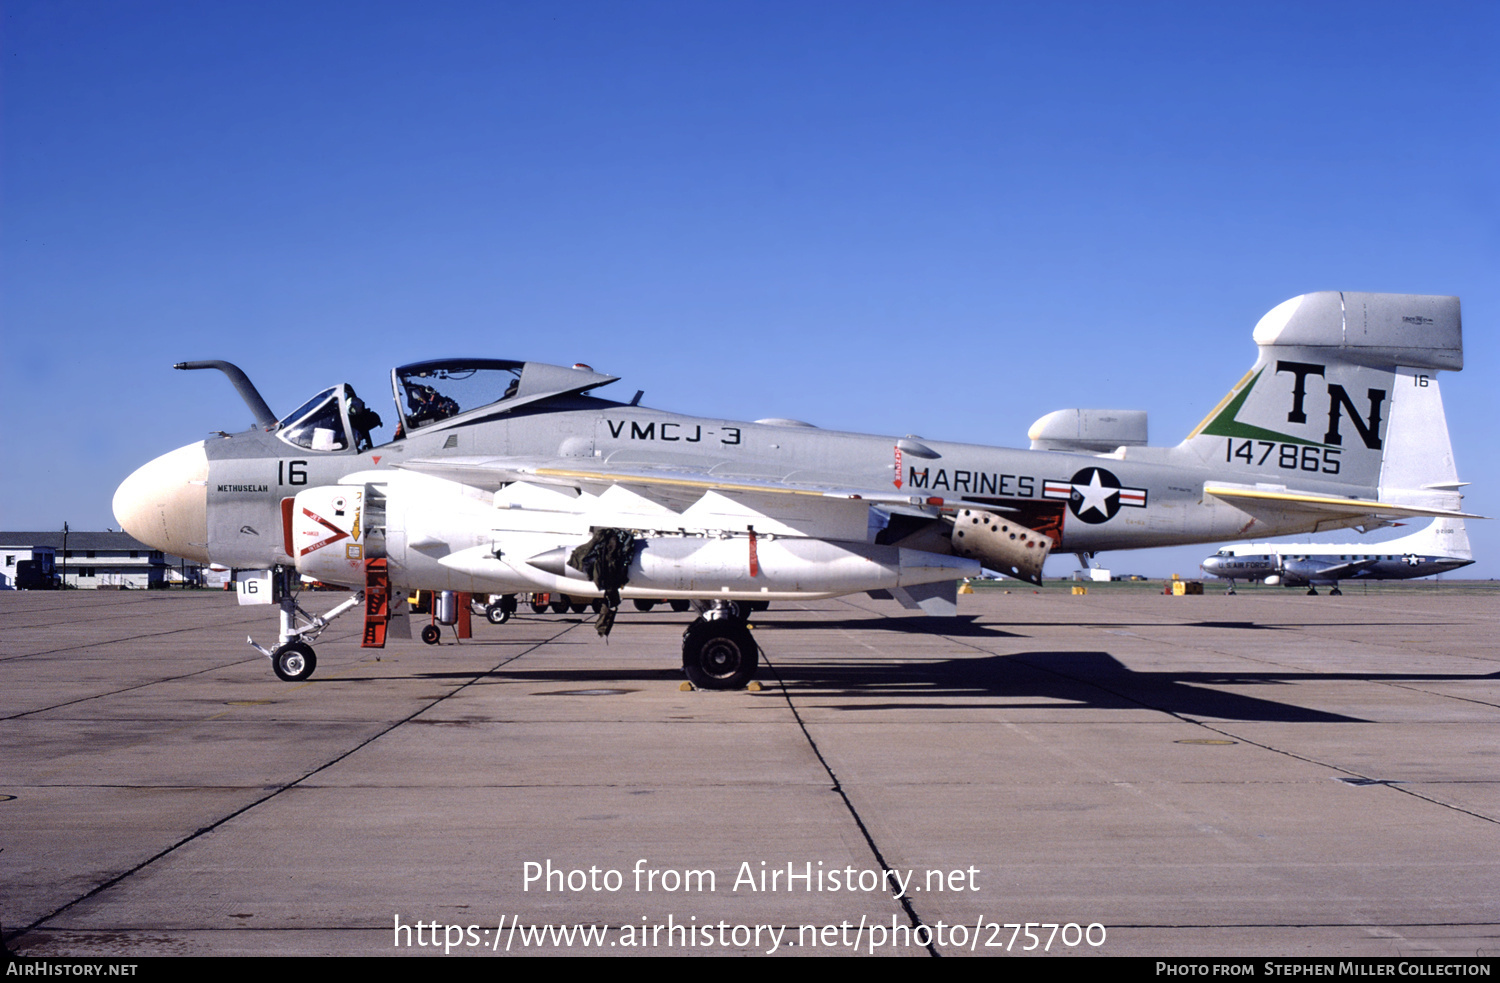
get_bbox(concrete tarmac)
[2,583,1497,958]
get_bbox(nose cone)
[113,441,211,563]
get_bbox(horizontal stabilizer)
[1204,483,1484,522]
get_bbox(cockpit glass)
[394,360,524,431]
[277,387,350,452]
[278,388,336,431]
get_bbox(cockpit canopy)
[390,358,619,435]
[273,359,620,452]
[393,359,525,433]
[275,383,383,453]
[276,385,353,452]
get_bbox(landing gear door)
[235,569,277,605]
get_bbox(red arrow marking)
[299,507,350,556]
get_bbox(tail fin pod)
[1182,292,1462,496]
[1249,292,1461,372]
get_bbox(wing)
[393,454,1051,584]
[394,454,933,545]
[1285,558,1378,582]
[397,454,948,510]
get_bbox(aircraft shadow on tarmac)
[760,650,1500,723]
[411,649,1497,725]
[732,614,1440,635]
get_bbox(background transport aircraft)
[1200,517,1474,594]
[113,291,1475,689]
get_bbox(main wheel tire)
[632,599,657,612]
[485,603,510,625]
[590,598,604,613]
[529,594,549,614]
[669,599,692,613]
[682,619,759,690]
[421,624,442,645]
[550,597,570,614]
[272,642,316,682]
[570,601,588,614]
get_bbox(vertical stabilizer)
[1179,292,1463,498]
[1396,516,1472,560]
[1377,372,1464,514]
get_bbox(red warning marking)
[893,446,903,488]
[282,495,295,558]
[748,529,759,578]
[298,507,350,556]
[372,455,382,464]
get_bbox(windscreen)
[276,386,351,452]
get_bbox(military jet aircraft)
[113,291,1476,688]
[1200,516,1474,594]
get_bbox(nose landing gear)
[249,568,364,683]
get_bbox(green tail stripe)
[1199,367,1323,447]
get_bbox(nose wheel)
[272,642,317,682]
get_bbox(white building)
[0,531,192,589]
[0,544,57,589]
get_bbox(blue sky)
[3,0,1496,578]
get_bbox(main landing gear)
[680,602,760,690]
[249,569,364,683]
[485,593,517,625]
